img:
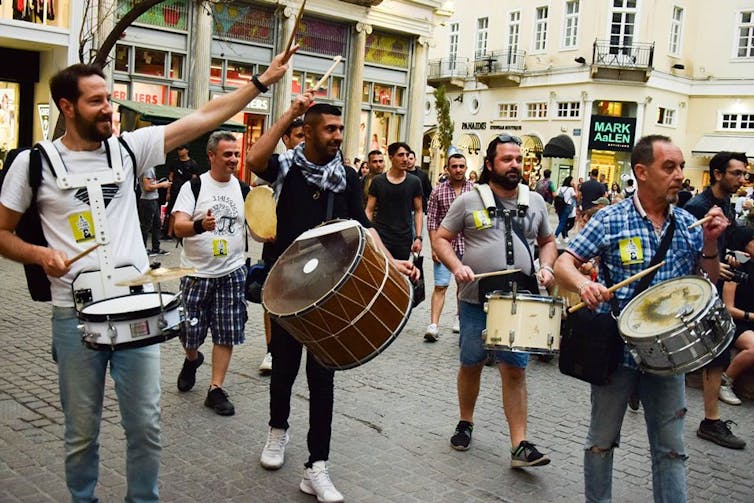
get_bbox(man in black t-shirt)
[163,144,199,237]
[365,142,424,261]
[579,168,606,212]
[246,101,416,503]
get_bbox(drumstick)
[688,215,713,229]
[567,260,666,314]
[473,269,521,280]
[64,243,101,267]
[311,56,342,91]
[283,0,307,62]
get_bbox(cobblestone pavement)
[1,233,753,502]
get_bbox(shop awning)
[543,134,576,159]
[691,134,754,159]
[113,99,246,132]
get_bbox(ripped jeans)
[584,365,687,503]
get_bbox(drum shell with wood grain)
[262,220,412,370]
[618,276,735,376]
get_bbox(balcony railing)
[592,40,654,69]
[473,49,526,75]
[427,57,470,80]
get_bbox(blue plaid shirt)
[567,194,704,368]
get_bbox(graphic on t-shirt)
[75,184,120,208]
[69,212,96,242]
[472,209,493,230]
[213,239,228,257]
[619,237,643,265]
[217,214,237,234]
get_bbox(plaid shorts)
[180,266,247,349]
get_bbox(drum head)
[618,276,713,338]
[263,221,363,316]
[245,186,277,240]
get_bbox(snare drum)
[79,292,183,350]
[618,276,735,376]
[263,220,412,370]
[483,292,564,354]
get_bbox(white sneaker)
[424,323,439,342]
[452,316,460,333]
[300,461,344,503]
[259,352,273,374]
[719,376,742,405]
[260,427,289,470]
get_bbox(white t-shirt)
[172,172,246,278]
[557,186,577,218]
[0,127,166,306]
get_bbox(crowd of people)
[0,45,753,503]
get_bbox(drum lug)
[547,332,554,349]
[510,298,517,315]
[628,345,642,365]
[483,302,488,314]
[508,330,515,347]
[106,317,118,346]
[549,301,556,318]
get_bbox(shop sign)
[588,115,635,151]
[573,128,581,136]
[38,104,50,140]
[246,96,270,113]
[461,122,487,130]
[490,124,522,131]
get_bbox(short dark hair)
[447,153,466,166]
[177,144,189,151]
[630,134,671,170]
[590,168,599,177]
[709,151,749,185]
[283,118,304,138]
[304,103,342,126]
[367,150,383,160]
[543,169,551,178]
[387,142,411,157]
[480,136,521,184]
[207,131,238,154]
[50,63,106,112]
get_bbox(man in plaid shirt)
[424,153,475,342]
[555,135,727,503]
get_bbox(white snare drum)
[618,276,735,376]
[483,292,564,354]
[79,292,184,350]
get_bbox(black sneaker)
[176,352,204,392]
[697,419,746,449]
[205,386,235,416]
[151,248,170,256]
[511,440,550,468]
[450,420,473,451]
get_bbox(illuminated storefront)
[585,101,637,185]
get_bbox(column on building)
[578,92,593,179]
[343,22,370,163]
[406,37,429,155]
[272,4,296,141]
[191,0,212,109]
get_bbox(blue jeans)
[53,307,161,503]
[554,204,573,238]
[584,365,687,503]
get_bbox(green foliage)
[433,86,454,156]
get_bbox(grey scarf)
[290,143,347,193]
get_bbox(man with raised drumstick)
[433,134,557,467]
[0,49,294,501]
[554,135,727,502]
[247,99,416,502]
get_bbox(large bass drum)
[618,276,735,376]
[263,220,412,370]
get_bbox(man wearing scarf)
[246,98,416,503]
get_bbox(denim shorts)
[433,261,452,287]
[458,301,528,368]
[180,266,247,348]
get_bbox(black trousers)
[269,319,334,466]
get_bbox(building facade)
[424,0,754,189]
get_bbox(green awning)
[113,99,246,133]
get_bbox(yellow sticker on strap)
[472,209,493,230]
[68,211,96,243]
[619,237,644,265]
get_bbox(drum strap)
[633,215,676,294]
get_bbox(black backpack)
[0,138,137,301]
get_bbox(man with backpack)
[0,49,292,502]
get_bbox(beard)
[74,112,112,143]
[489,169,521,190]
[665,192,679,205]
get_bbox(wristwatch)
[414,236,422,241]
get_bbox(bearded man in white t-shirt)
[0,48,294,502]
[171,132,248,416]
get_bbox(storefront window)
[291,71,340,99]
[115,45,130,72]
[0,82,20,168]
[210,59,223,86]
[596,100,623,117]
[226,61,254,88]
[296,17,348,57]
[168,89,182,107]
[117,0,189,31]
[365,31,411,68]
[373,84,392,105]
[170,54,183,79]
[362,83,371,102]
[134,48,166,77]
[331,77,343,100]
[212,2,275,44]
